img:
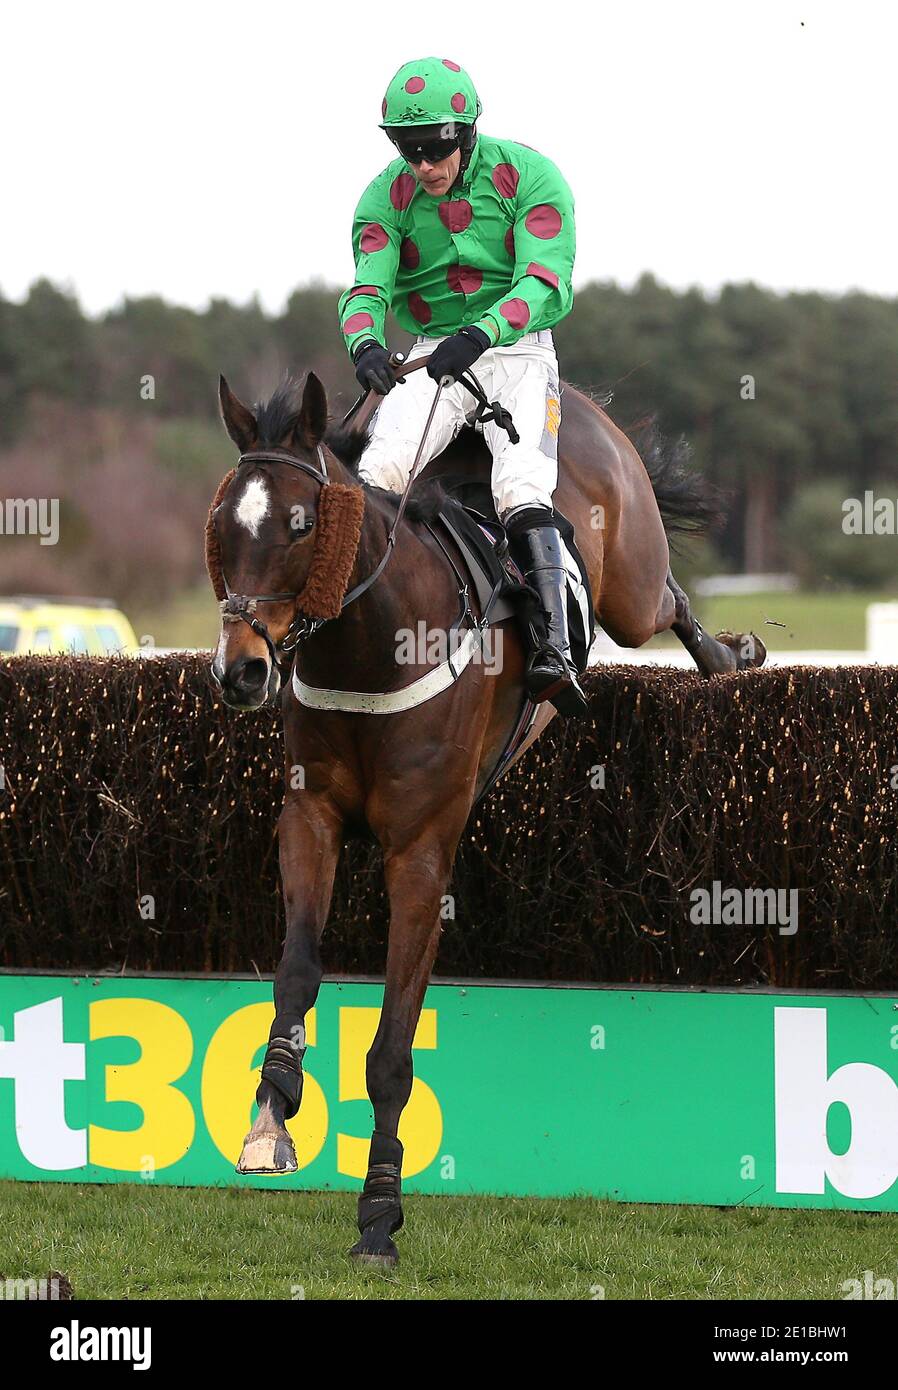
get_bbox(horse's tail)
[627,414,722,546]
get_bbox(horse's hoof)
[715,630,767,670]
[349,1208,401,1267]
[235,1128,297,1175]
[349,1239,399,1268]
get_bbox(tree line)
[1,274,896,601]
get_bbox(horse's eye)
[289,509,315,538]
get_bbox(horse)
[205,364,765,1265]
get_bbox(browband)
[237,444,330,486]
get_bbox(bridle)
[217,375,448,680]
[218,443,332,676]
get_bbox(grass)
[651,588,888,653]
[1,1182,894,1300]
[131,584,895,653]
[130,585,220,651]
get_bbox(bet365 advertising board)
[1,974,896,1208]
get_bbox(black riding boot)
[506,511,588,718]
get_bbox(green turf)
[130,584,220,651]
[132,585,893,653]
[675,589,886,652]
[1,1181,894,1300]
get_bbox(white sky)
[2,0,895,315]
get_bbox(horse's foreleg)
[349,829,456,1265]
[236,792,342,1175]
[663,569,767,674]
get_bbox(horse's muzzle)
[211,654,279,710]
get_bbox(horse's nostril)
[236,657,269,693]
[217,654,271,705]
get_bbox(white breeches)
[358,330,562,517]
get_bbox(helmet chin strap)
[451,125,477,191]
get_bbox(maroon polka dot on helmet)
[492,163,520,198]
[525,262,559,289]
[499,298,530,329]
[438,199,473,234]
[442,59,461,71]
[408,292,432,325]
[399,237,420,269]
[524,204,563,239]
[390,173,416,211]
[360,223,389,254]
[405,76,425,94]
[381,97,387,118]
[343,311,375,335]
[451,92,467,113]
[447,264,483,295]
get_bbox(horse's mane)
[240,373,367,454]
[322,426,449,524]
[325,423,368,470]
[254,375,305,447]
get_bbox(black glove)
[353,341,402,395]
[426,327,490,383]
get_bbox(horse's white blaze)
[213,628,229,670]
[235,476,269,536]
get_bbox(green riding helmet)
[380,57,482,128]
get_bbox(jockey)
[338,56,587,717]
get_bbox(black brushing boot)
[506,508,588,718]
[349,1130,404,1265]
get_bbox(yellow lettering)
[202,1003,327,1168]
[336,1006,442,1179]
[89,999,194,1172]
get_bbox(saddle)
[416,479,594,802]
[423,474,595,676]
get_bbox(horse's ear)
[296,371,328,448]
[219,375,257,452]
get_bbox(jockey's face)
[412,147,461,197]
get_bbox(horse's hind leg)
[662,569,767,675]
[236,793,342,1174]
[349,825,459,1266]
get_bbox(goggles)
[388,123,464,167]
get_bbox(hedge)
[1,654,896,987]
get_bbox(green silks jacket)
[338,134,576,358]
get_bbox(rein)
[343,354,520,443]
